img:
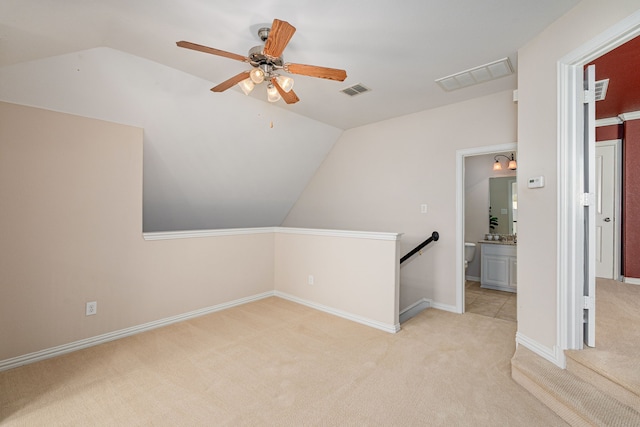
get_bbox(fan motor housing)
[248,45,283,68]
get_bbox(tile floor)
[465,280,517,322]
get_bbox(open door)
[583,64,596,347]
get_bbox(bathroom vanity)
[480,241,517,293]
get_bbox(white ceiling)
[0,0,579,130]
[0,0,580,232]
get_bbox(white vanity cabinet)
[480,243,517,293]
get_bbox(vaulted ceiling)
[0,0,580,231]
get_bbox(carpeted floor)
[565,278,640,400]
[592,278,640,354]
[511,278,640,425]
[0,297,566,426]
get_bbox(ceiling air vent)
[595,79,609,101]
[435,57,514,92]
[340,83,371,97]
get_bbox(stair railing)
[400,231,439,264]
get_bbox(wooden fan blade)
[285,63,347,81]
[271,77,300,104]
[211,71,251,92]
[176,41,248,62]
[263,19,296,58]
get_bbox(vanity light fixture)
[493,153,517,171]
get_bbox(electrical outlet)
[308,275,314,285]
[420,204,428,213]
[86,301,97,316]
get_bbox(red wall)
[596,124,623,141]
[588,35,640,120]
[623,119,640,278]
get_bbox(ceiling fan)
[176,19,347,104]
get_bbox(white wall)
[516,0,640,353]
[274,229,400,331]
[0,102,400,367]
[0,102,274,361]
[0,47,342,232]
[283,90,517,311]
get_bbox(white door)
[595,143,618,279]
[583,65,596,347]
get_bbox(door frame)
[557,12,640,352]
[507,177,517,235]
[595,139,622,281]
[455,142,517,314]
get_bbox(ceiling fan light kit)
[249,67,265,84]
[267,84,281,102]
[276,75,294,92]
[176,19,347,104]
[238,78,255,96]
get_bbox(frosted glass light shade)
[238,78,255,95]
[267,84,281,103]
[508,160,517,170]
[493,161,502,171]
[250,68,265,84]
[276,75,294,92]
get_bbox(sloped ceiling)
[0,0,580,231]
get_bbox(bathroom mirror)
[489,176,517,235]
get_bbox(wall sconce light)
[493,153,517,171]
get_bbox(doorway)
[595,140,621,280]
[455,142,517,314]
[463,153,517,321]
[558,14,640,351]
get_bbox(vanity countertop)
[479,240,517,246]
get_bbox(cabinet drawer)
[482,243,516,257]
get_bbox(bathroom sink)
[481,240,516,245]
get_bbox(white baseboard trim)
[399,298,431,323]
[274,291,400,334]
[430,301,458,313]
[516,332,565,369]
[0,291,275,372]
[465,275,480,282]
[623,277,640,285]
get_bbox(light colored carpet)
[0,297,565,426]
[592,278,640,354]
[565,278,640,408]
[512,278,640,425]
[512,346,640,426]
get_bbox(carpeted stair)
[511,279,640,425]
[565,348,640,411]
[512,345,640,426]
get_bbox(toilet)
[464,242,476,269]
